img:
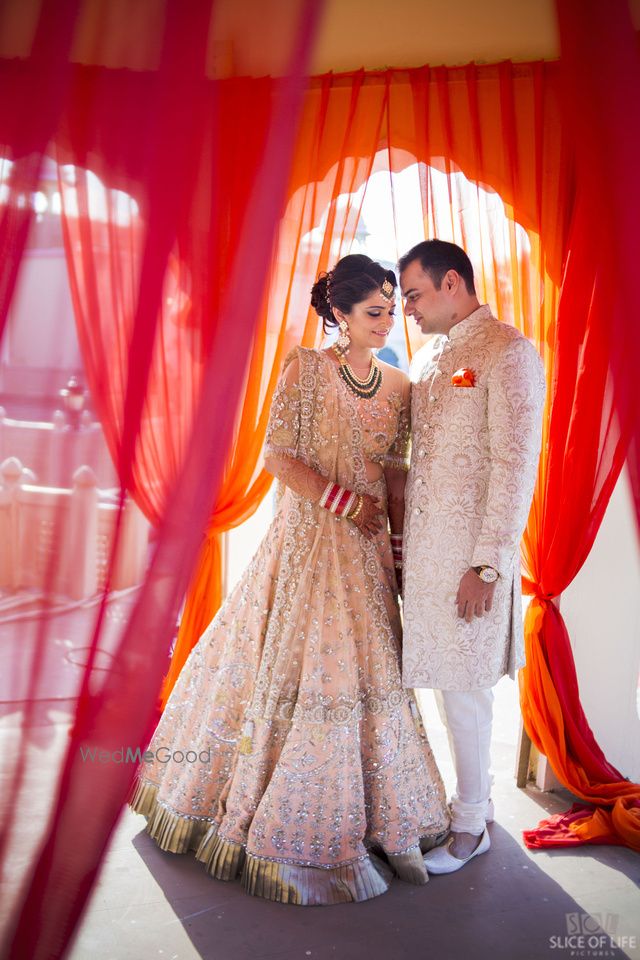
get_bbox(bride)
[129,254,449,905]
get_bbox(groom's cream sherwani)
[403,305,546,692]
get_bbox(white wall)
[8,252,80,369]
[561,466,640,782]
[0,249,83,406]
[226,489,276,595]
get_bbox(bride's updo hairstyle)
[310,254,397,335]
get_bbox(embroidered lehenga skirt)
[130,347,449,905]
[129,476,449,905]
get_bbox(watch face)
[480,568,498,583]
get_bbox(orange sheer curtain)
[161,70,393,703]
[160,59,639,851]
[165,62,565,701]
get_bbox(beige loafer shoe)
[423,827,490,875]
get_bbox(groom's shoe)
[423,827,490,875]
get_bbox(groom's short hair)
[398,240,476,295]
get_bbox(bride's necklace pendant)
[333,345,383,399]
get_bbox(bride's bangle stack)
[319,481,363,521]
[391,533,403,569]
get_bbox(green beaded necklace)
[333,345,383,399]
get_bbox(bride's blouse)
[265,348,410,489]
[356,390,410,473]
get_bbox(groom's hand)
[456,568,497,622]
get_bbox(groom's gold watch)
[473,565,499,584]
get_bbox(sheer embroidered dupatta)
[265,346,370,496]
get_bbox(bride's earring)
[336,320,350,354]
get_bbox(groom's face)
[400,260,452,334]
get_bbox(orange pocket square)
[451,368,476,387]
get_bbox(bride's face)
[335,290,396,353]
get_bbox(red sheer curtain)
[58,175,198,525]
[518,0,640,852]
[0,2,323,958]
[0,0,81,341]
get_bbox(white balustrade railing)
[0,457,149,599]
[0,407,118,488]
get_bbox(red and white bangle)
[319,482,357,518]
[391,533,403,568]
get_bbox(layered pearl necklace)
[333,344,383,399]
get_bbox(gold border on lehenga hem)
[128,777,211,854]
[128,776,450,905]
[196,825,246,881]
[241,851,392,905]
[194,825,395,903]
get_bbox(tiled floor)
[60,679,640,960]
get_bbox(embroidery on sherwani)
[403,307,546,692]
[129,346,449,905]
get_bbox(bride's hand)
[351,494,384,539]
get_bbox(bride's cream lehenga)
[129,346,449,905]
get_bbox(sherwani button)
[429,396,437,403]
[414,507,422,515]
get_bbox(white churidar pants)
[430,687,495,836]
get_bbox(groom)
[399,240,545,873]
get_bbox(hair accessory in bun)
[325,270,334,306]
